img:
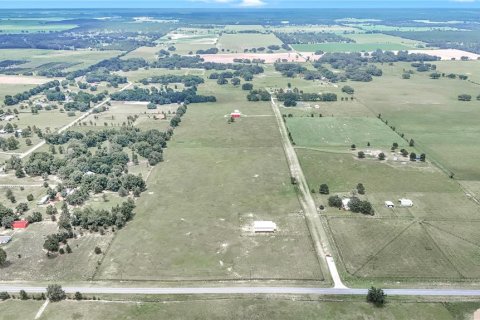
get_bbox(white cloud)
[238,0,266,6]
[451,0,476,2]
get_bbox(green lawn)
[0,300,44,320]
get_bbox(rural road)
[270,95,345,288]
[19,82,133,159]
[2,285,480,297]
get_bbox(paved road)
[270,96,345,288]
[2,285,480,296]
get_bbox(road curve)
[1,285,480,296]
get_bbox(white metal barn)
[342,198,351,211]
[399,198,413,207]
[253,221,277,233]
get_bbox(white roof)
[399,198,413,206]
[253,221,277,231]
[0,235,11,244]
[385,201,395,206]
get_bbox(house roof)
[12,220,29,228]
[253,221,277,231]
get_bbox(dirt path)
[270,95,346,288]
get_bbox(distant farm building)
[0,235,12,244]
[230,110,242,118]
[342,198,351,211]
[399,198,413,207]
[385,201,395,208]
[253,221,277,233]
[11,220,29,229]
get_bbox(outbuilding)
[342,198,351,211]
[385,201,395,208]
[0,235,11,244]
[253,221,277,233]
[399,198,413,207]
[230,110,242,118]
[11,220,29,229]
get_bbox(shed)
[399,198,413,207]
[385,201,395,208]
[230,110,241,118]
[37,195,49,205]
[342,198,351,211]
[0,235,11,244]
[12,220,29,229]
[253,221,277,233]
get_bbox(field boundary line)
[420,222,464,278]
[352,220,416,276]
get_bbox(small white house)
[37,195,49,205]
[253,221,277,233]
[399,198,413,207]
[342,198,351,211]
[385,201,395,208]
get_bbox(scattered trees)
[458,94,472,101]
[319,184,330,195]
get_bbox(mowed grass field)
[0,300,44,320]
[217,33,284,52]
[286,117,407,151]
[95,79,323,281]
[33,299,475,320]
[352,61,480,180]
[281,58,480,284]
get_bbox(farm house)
[11,220,29,229]
[399,198,413,207]
[253,221,277,233]
[342,198,351,211]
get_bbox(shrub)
[94,247,102,254]
[328,195,342,208]
[46,284,66,302]
[367,287,386,306]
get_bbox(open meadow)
[95,77,324,282]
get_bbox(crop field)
[224,24,266,32]
[0,19,77,34]
[0,49,123,74]
[32,299,471,320]
[344,33,426,48]
[121,46,160,62]
[96,79,323,282]
[217,33,284,52]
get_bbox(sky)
[1,0,479,8]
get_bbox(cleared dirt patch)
[406,49,480,60]
[0,75,51,85]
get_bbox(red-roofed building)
[12,220,29,229]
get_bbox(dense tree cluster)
[274,63,307,77]
[275,32,354,44]
[139,75,204,87]
[196,48,219,54]
[369,50,439,63]
[85,68,127,86]
[246,89,271,101]
[110,86,216,105]
[4,80,60,105]
[277,91,337,105]
[72,199,135,230]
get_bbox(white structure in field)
[399,198,413,207]
[253,221,277,233]
[37,195,49,205]
[342,198,351,211]
[0,235,11,244]
[385,201,395,208]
